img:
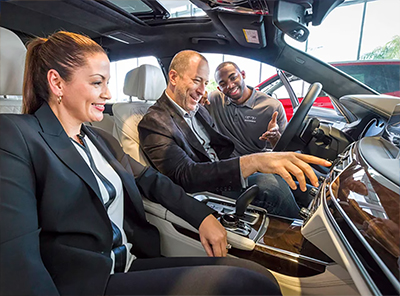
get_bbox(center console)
[143,170,339,277]
[175,191,334,277]
[195,192,268,250]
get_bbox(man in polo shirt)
[207,62,287,156]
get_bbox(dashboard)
[303,137,399,295]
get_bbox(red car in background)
[256,60,400,120]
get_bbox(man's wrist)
[239,154,259,178]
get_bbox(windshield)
[285,0,400,94]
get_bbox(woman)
[0,31,281,295]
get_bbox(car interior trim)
[329,190,399,291]
[323,185,380,296]
[340,95,400,120]
[325,143,399,295]
[358,137,400,188]
[254,242,332,266]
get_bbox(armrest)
[143,196,256,251]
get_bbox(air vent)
[331,144,353,180]
[104,31,143,44]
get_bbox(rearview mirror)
[273,1,309,42]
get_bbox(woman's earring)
[57,96,62,104]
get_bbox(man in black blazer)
[138,50,331,219]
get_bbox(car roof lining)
[0,0,280,61]
[0,0,377,100]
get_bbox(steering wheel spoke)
[273,82,323,152]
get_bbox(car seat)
[0,27,26,113]
[113,64,166,165]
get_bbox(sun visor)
[218,13,267,49]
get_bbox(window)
[284,0,400,97]
[286,0,400,63]
[202,53,276,93]
[109,53,277,102]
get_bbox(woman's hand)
[198,214,228,257]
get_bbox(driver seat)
[112,64,166,165]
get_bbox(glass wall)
[360,0,400,59]
[286,0,400,63]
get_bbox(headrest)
[0,27,27,95]
[123,64,166,101]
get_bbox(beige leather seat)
[86,106,116,135]
[113,64,166,165]
[0,27,26,113]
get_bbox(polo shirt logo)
[244,115,256,123]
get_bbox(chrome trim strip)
[254,213,268,242]
[334,195,400,293]
[255,242,332,266]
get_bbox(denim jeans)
[220,173,301,219]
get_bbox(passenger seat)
[0,27,26,113]
[113,64,166,165]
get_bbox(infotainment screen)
[382,103,400,151]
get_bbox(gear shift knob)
[235,185,259,216]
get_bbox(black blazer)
[138,93,242,193]
[0,102,213,296]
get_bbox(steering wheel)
[273,82,323,151]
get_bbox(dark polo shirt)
[207,88,287,156]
